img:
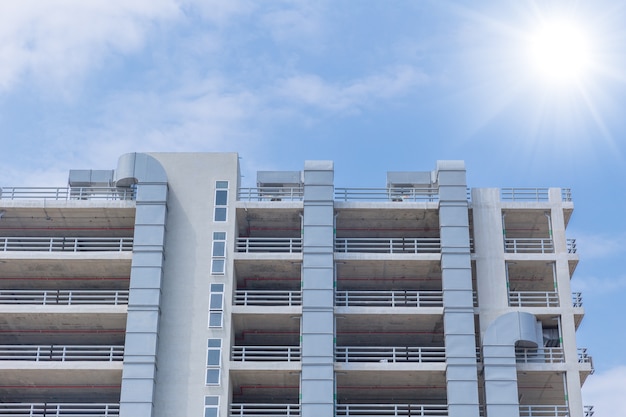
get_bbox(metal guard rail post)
[0,187,135,201]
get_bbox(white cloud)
[0,0,180,92]
[572,274,626,295]
[583,366,626,417]
[275,65,429,113]
[571,231,626,260]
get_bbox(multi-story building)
[0,152,593,417]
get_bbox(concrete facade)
[0,153,592,417]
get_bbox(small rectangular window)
[204,396,219,417]
[205,369,220,385]
[207,339,222,366]
[211,259,225,275]
[214,207,227,222]
[209,293,223,310]
[208,312,223,328]
[212,241,225,257]
[216,181,228,189]
[215,190,228,206]
[213,232,226,240]
[211,233,227,275]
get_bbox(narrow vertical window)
[214,181,229,222]
[211,232,226,275]
[208,283,224,328]
[205,339,222,386]
[204,396,219,417]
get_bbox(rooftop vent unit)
[386,171,436,201]
[256,171,303,201]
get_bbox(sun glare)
[528,19,593,84]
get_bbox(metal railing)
[238,187,304,201]
[231,346,301,362]
[515,347,564,363]
[0,187,135,201]
[519,405,569,416]
[234,290,302,306]
[335,290,443,307]
[504,238,554,253]
[0,237,133,252]
[567,238,577,254]
[578,348,594,367]
[335,188,439,202]
[335,346,446,363]
[584,405,594,416]
[336,404,448,416]
[508,291,559,307]
[230,404,300,417]
[0,345,124,361]
[500,188,572,202]
[236,237,302,253]
[335,238,440,254]
[572,292,583,307]
[0,403,120,416]
[0,289,129,305]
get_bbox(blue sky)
[1,0,625,413]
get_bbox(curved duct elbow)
[115,153,167,186]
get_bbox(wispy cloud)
[572,274,626,295]
[275,65,429,113]
[0,0,180,93]
[570,230,626,260]
[583,366,626,416]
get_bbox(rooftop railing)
[230,404,300,417]
[0,345,124,361]
[234,290,302,306]
[335,404,448,416]
[515,347,564,363]
[500,188,572,202]
[238,187,304,202]
[335,188,439,202]
[504,238,554,254]
[0,289,129,305]
[0,237,133,252]
[335,238,440,254]
[335,346,446,363]
[236,237,302,253]
[0,403,119,416]
[519,405,569,417]
[335,290,443,307]
[231,346,301,362]
[0,187,135,201]
[508,291,559,307]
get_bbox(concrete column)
[301,161,335,417]
[117,153,168,417]
[437,161,480,417]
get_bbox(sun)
[528,19,593,84]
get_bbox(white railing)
[0,289,129,305]
[335,290,443,307]
[0,237,133,252]
[508,291,559,307]
[335,188,439,202]
[572,292,583,307]
[504,238,554,253]
[567,238,577,254]
[335,346,445,363]
[519,405,569,416]
[0,345,124,361]
[336,404,448,416]
[501,188,550,202]
[238,187,304,201]
[231,346,301,362]
[236,237,302,253]
[578,348,594,368]
[515,347,564,363]
[0,403,120,416]
[234,290,301,306]
[0,187,135,201]
[335,238,440,254]
[230,403,300,417]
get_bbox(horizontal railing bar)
[234,290,302,306]
[334,187,439,202]
[518,405,570,417]
[335,237,441,254]
[237,187,304,202]
[336,404,447,416]
[508,291,559,307]
[0,345,124,361]
[0,403,120,416]
[335,346,446,363]
[232,346,301,362]
[0,186,135,201]
[504,238,554,254]
[236,237,302,253]
[0,289,129,305]
[335,290,443,307]
[515,347,565,363]
[0,237,133,252]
